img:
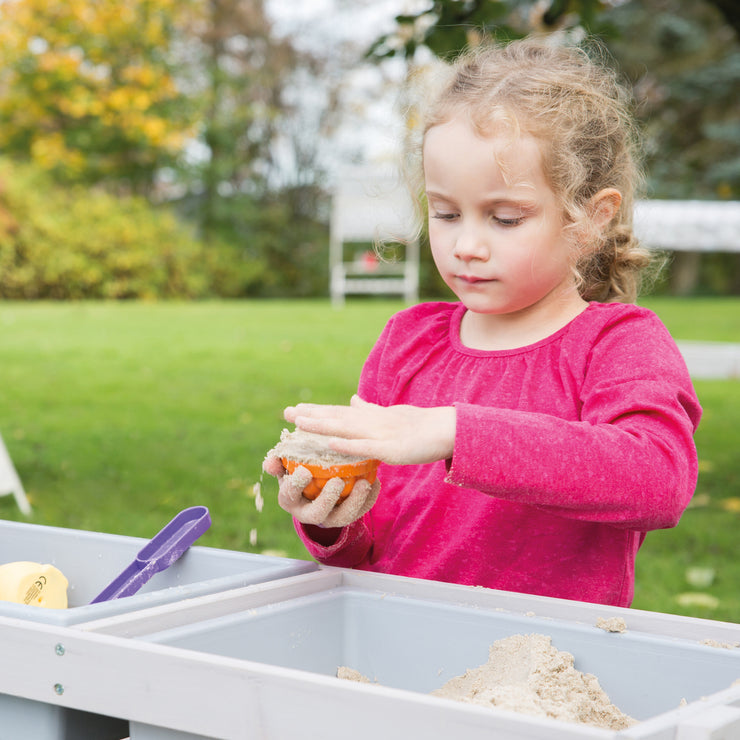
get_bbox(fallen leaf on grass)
[685,567,716,588]
[676,593,720,609]
[687,493,711,508]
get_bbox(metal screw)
[53,683,64,696]
[55,643,65,656]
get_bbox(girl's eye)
[494,216,525,227]
[431,212,458,221]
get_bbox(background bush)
[0,158,268,299]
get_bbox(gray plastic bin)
[126,571,740,739]
[0,519,316,740]
[0,520,315,625]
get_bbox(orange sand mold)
[282,458,380,500]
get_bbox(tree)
[367,0,739,60]
[367,0,740,295]
[594,1,740,294]
[173,0,299,242]
[366,0,613,60]
[0,0,198,194]
[161,0,333,296]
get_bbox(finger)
[262,455,285,478]
[355,479,381,518]
[289,465,313,491]
[293,478,344,525]
[324,478,372,528]
[277,466,313,510]
[292,408,378,442]
[349,394,374,409]
[326,436,384,460]
[284,403,349,424]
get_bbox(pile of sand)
[340,633,636,731]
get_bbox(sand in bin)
[433,634,636,730]
[340,633,636,731]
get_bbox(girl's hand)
[284,395,456,466]
[262,454,380,527]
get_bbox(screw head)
[55,643,65,656]
[53,683,64,695]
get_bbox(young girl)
[263,37,701,608]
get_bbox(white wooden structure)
[634,200,740,379]
[634,199,740,252]
[328,195,740,306]
[676,341,740,380]
[329,173,419,307]
[0,432,31,515]
[2,567,740,739]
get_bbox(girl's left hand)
[284,395,456,466]
[262,454,380,528]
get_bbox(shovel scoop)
[90,505,211,604]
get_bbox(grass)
[0,301,392,556]
[0,297,738,622]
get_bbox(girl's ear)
[590,188,622,230]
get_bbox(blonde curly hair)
[404,37,655,303]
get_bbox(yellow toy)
[0,561,68,608]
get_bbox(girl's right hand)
[262,455,380,528]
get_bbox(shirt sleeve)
[447,311,702,530]
[293,518,373,567]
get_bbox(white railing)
[634,200,740,252]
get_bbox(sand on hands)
[340,633,636,731]
[268,428,370,466]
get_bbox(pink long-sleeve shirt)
[296,301,701,606]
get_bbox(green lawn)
[0,297,738,621]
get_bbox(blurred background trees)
[0,0,737,299]
[0,0,197,192]
[369,0,740,297]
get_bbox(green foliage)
[366,0,612,60]
[0,158,265,299]
[174,180,331,298]
[605,1,740,201]
[368,0,740,296]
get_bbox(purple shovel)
[90,506,212,604]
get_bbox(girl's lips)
[456,274,495,284]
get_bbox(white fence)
[329,188,740,307]
[634,200,740,252]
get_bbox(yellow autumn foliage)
[0,0,198,183]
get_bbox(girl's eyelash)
[430,212,525,225]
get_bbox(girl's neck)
[459,296,589,351]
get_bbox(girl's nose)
[453,223,490,262]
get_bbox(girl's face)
[423,116,585,343]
